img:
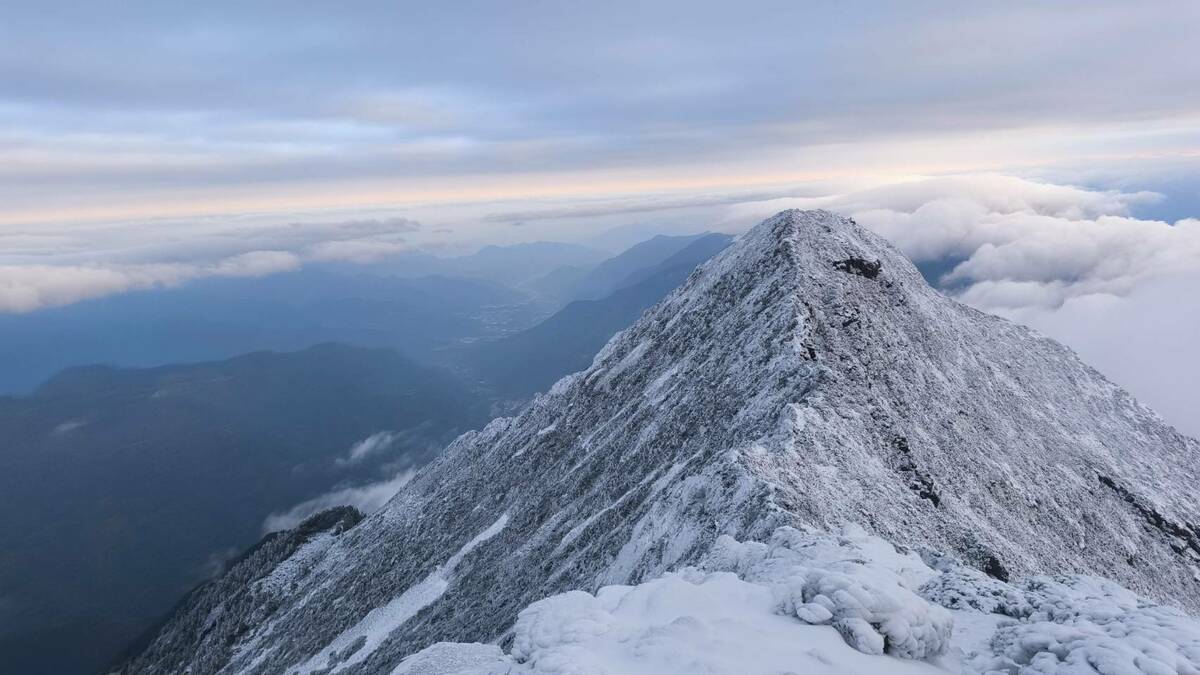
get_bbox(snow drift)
[397,526,1200,674]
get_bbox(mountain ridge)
[119,210,1200,674]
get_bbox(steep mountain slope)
[121,211,1200,674]
[379,242,609,285]
[0,344,489,675]
[520,264,591,301]
[458,233,733,400]
[522,233,732,307]
[563,232,731,301]
[608,232,732,290]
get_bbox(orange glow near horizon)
[4,119,1199,230]
[0,169,891,228]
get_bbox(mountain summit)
[121,210,1200,673]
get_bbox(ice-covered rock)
[454,548,949,674]
[968,575,1200,674]
[708,525,953,659]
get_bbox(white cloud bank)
[0,250,301,313]
[0,215,422,313]
[1004,272,1200,440]
[727,174,1198,307]
[727,174,1200,436]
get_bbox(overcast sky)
[1,1,1197,433]
[3,1,1198,227]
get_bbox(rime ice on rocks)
[402,526,1200,674]
[119,211,1200,674]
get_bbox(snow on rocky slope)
[119,210,1200,674]
[396,525,1200,674]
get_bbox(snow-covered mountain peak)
[120,210,1200,674]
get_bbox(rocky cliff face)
[119,210,1200,674]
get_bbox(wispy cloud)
[0,215,422,312]
[482,188,822,224]
[262,470,415,534]
[0,250,301,313]
[50,419,88,436]
[335,431,400,467]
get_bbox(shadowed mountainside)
[0,343,489,675]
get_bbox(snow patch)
[253,532,337,596]
[389,642,509,675]
[598,340,651,389]
[415,568,944,675]
[643,363,680,403]
[294,513,510,674]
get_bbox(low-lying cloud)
[262,470,415,534]
[0,250,301,313]
[50,419,88,436]
[307,239,411,264]
[1003,272,1200,438]
[0,216,421,312]
[335,431,400,467]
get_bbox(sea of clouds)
[724,174,1199,436]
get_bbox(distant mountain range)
[459,233,733,399]
[0,237,697,396]
[0,269,542,395]
[373,241,610,285]
[527,232,727,304]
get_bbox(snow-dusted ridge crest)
[120,210,1200,674]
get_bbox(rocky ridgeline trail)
[120,210,1200,674]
